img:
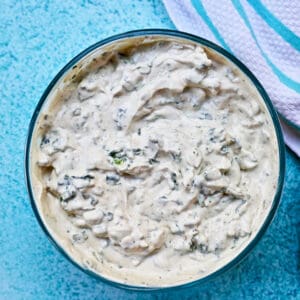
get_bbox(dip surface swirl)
[31,38,278,286]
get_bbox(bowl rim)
[24,28,286,292]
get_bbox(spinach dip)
[30,36,279,287]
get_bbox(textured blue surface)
[0,0,299,299]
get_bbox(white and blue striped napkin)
[163,0,300,156]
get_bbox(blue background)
[0,0,299,299]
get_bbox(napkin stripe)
[232,0,300,93]
[190,0,231,51]
[248,0,300,52]
[190,0,300,93]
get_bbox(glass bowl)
[25,29,285,292]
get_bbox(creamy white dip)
[30,36,279,287]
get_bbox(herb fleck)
[149,158,159,164]
[106,174,120,185]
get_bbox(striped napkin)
[163,0,300,156]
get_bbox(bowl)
[25,29,285,291]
